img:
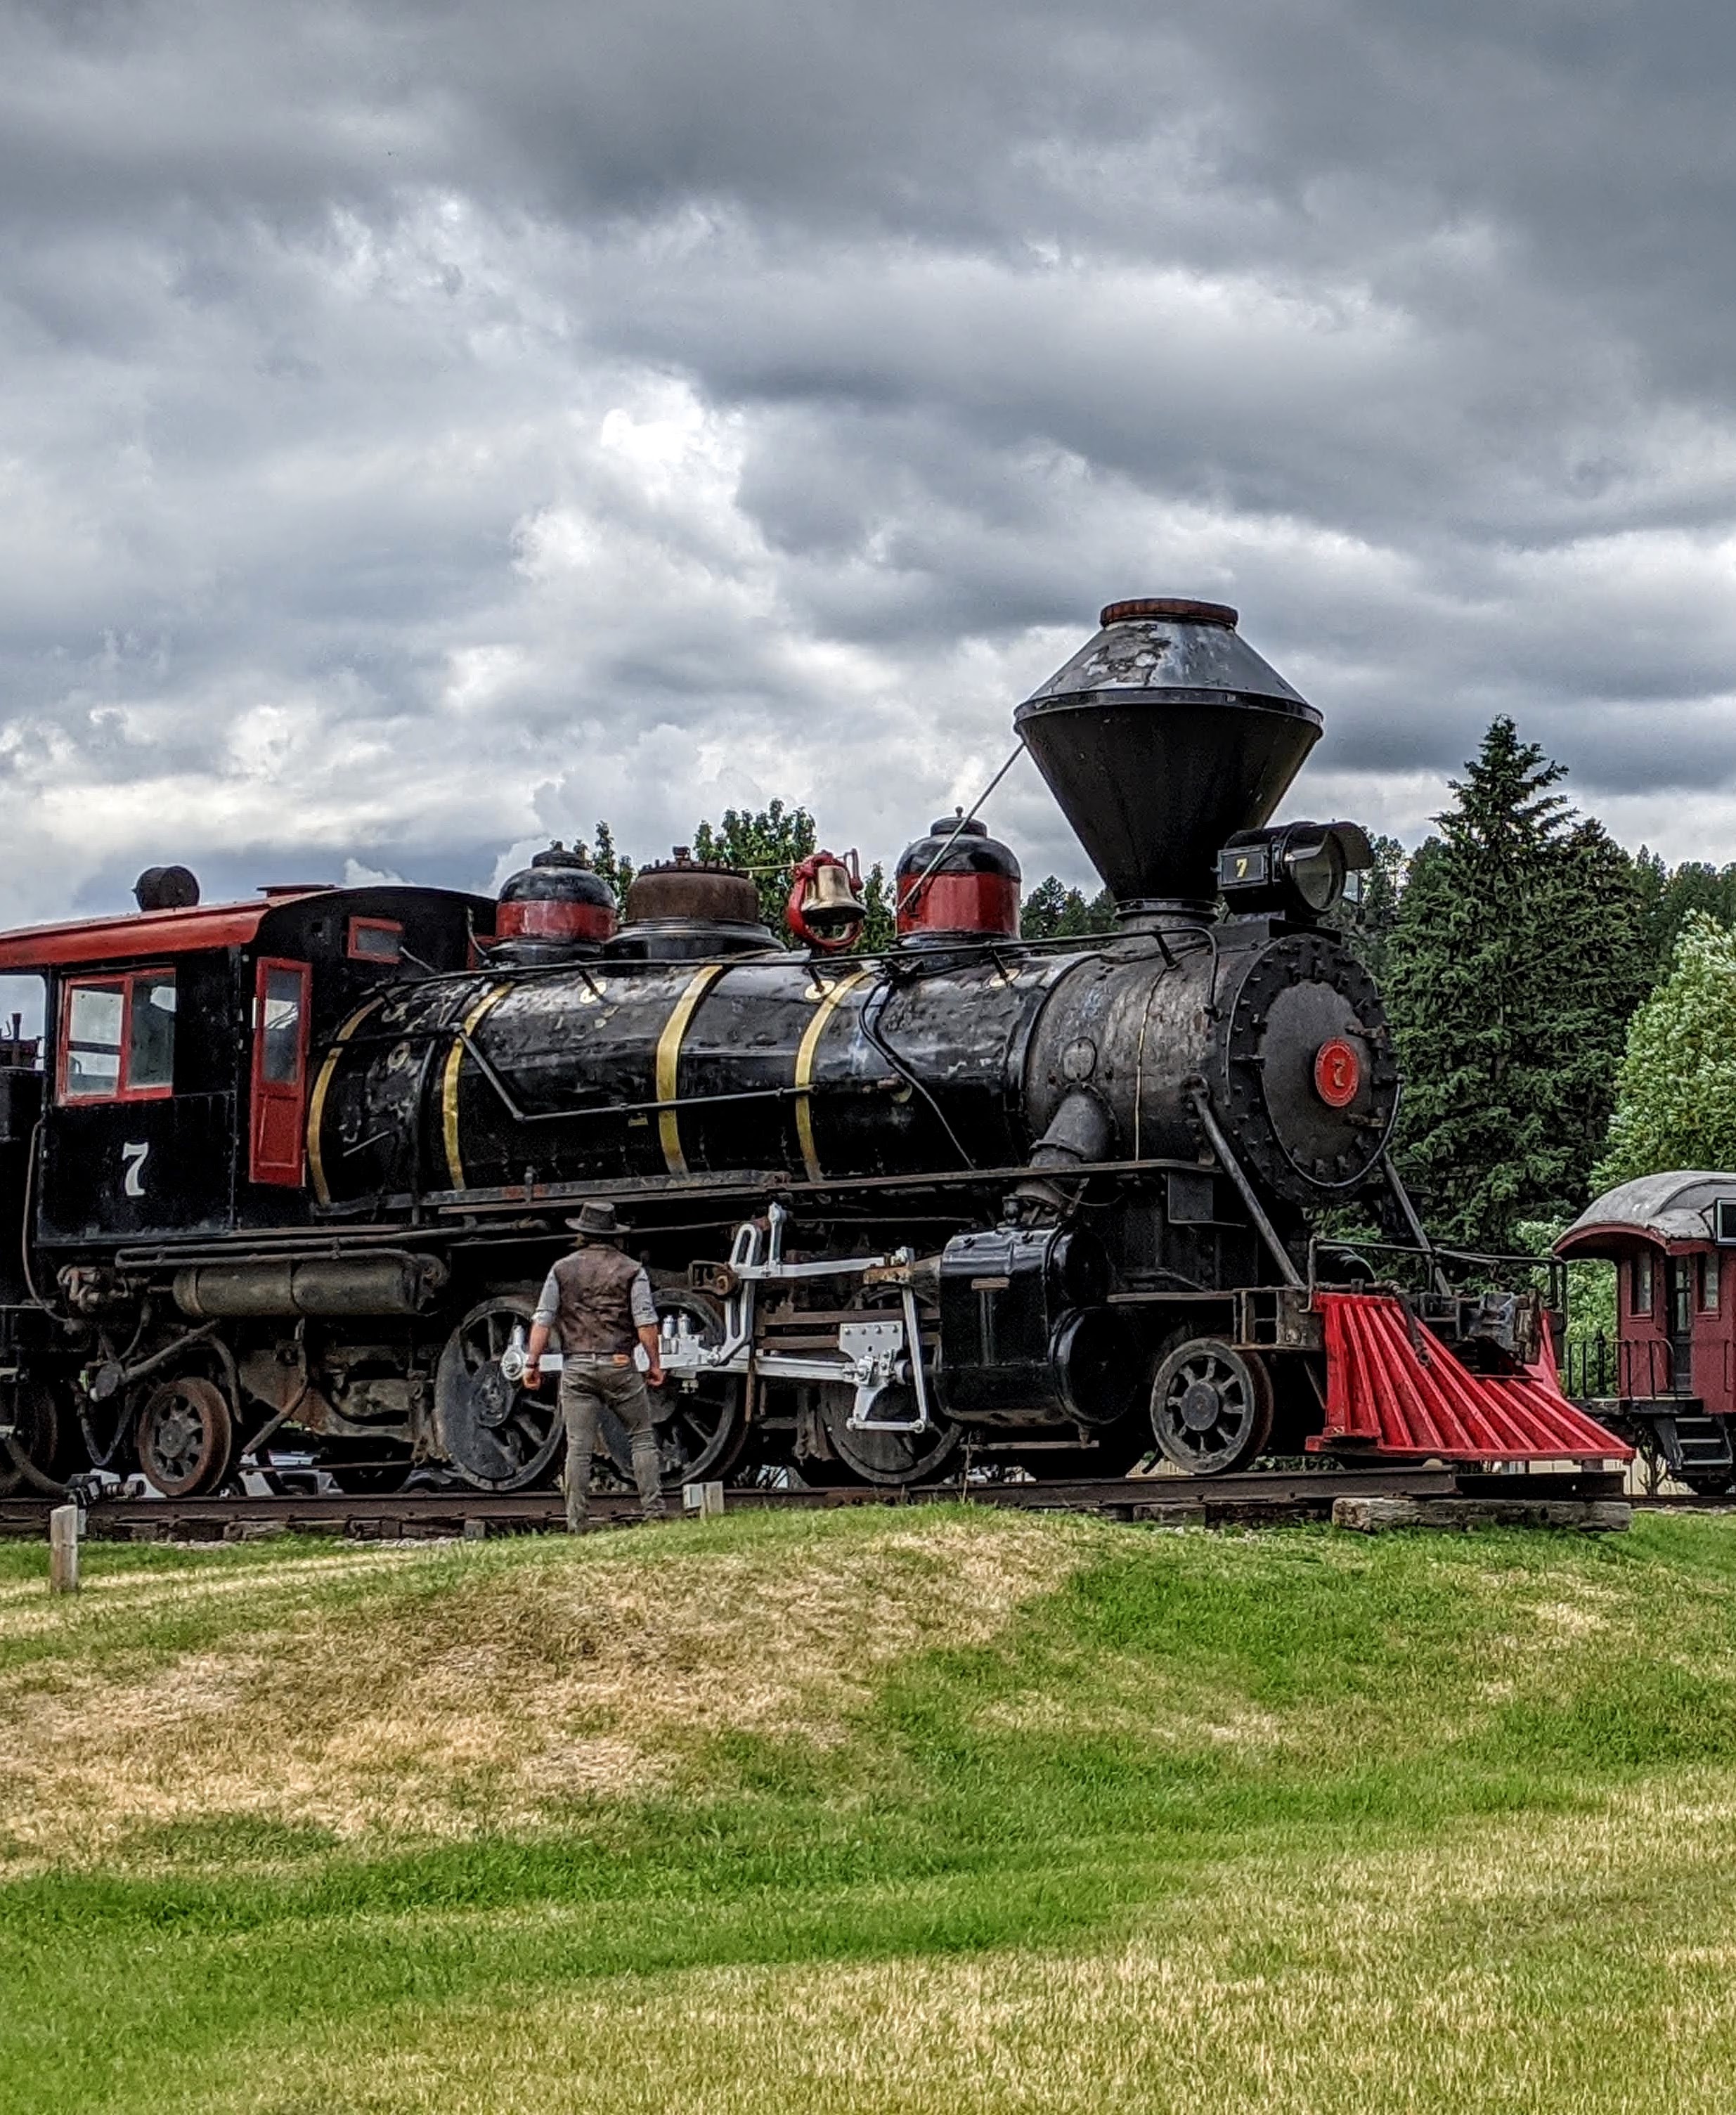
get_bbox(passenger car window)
[60,970,176,1101]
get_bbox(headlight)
[1216,821,1373,920]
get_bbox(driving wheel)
[815,1383,962,1487]
[0,1383,61,1496]
[1149,1338,1274,1476]
[604,1291,744,1489]
[138,1376,235,1496]
[436,1298,564,1492]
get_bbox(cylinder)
[174,1255,450,1319]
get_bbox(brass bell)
[799,855,867,931]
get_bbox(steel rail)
[0,1464,1633,1543]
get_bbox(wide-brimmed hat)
[564,1201,623,1238]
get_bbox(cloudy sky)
[4,0,1736,936]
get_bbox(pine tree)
[1020,877,1116,939]
[1383,718,1647,1251]
[1329,832,1404,980]
[1631,850,1736,982]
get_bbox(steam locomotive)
[0,597,1619,1501]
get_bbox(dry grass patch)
[179,1776,1736,2115]
[0,1513,1088,1864]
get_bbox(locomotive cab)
[0,879,493,1250]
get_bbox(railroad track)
[0,1465,1638,1542]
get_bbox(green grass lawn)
[6,1506,1736,2111]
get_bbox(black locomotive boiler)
[0,597,1620,1501]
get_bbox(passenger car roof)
[1556,1171,1736,1256]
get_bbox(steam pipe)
[1187,1082,1303,1289]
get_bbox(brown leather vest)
[549,1243,641,1355]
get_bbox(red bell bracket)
[786,851,867,954]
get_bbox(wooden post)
[682,1480,726,1518]
[48,1503,81,1593]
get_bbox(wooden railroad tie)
[1332,1495,1632,1534]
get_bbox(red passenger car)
[1556,1173,1736,1492]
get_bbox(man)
[522,1201,668,1531]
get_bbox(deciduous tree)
[1595,912,1736,1186]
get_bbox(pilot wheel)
[1149,1338,1274,1476]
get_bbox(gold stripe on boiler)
[442,985,510,1191]
[794,968,872,1184]
[656,965,727,1177]
[306,997,385,1207]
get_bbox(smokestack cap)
[1100,597,1238,629]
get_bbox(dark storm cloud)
[0,0,1735,937]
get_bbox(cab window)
[60,970,176,1102]
[346,917,403,964]
[258,966,305,1084]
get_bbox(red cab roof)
[0,894,325,973]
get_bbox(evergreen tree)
[589,820,635,914]
[1020,876,1116,939]
[1595,912,1736,1186]
[1383,718,1647,1251]
[1631,850,1736,982]
[855,863,896,954]
[1329,832,1404,980]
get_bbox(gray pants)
[558,1359,666,1529]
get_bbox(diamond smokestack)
[1013,599,1322,917]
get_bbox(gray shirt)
[534,1262,659,1333]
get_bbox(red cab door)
[250,959,312,1186]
